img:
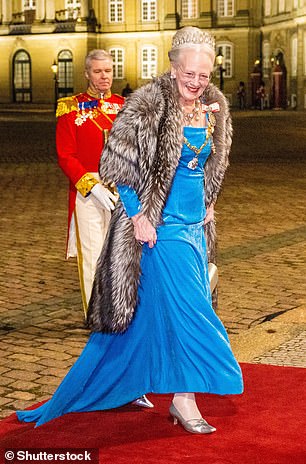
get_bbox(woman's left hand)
[204,204,215,225]
[131,213,157,248]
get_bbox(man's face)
[86,58,113,94]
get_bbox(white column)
[35,0,45,21]
[80,0,89,18]
[2,0,12,24]
[45,0,55,21]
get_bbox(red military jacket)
[56,89,124,255]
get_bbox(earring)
[171,74,176,79]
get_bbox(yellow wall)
[0,0,305,109]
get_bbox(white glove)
[90,183,117,212]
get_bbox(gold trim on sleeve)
[75,173,99,197]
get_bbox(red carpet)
[0,364,305,464]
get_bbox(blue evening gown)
[17,126,243,427]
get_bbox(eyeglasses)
[176,64,210,84]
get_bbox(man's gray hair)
[85,50,113,69]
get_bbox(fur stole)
[87,73,232,333]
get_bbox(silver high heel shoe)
[169,403,216,434]
[132,395,154,408]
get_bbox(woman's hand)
[131,213,157,248]
[204,204,215,225]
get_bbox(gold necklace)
[184,110,216,170]
[182,99,201,126]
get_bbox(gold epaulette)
[56,96,79,118]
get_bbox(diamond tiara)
[171,27,215,52]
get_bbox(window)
[110,48,124,79]
[216,44,233,78]
[141,46,157,79]
[263,41,271,78]
[13,50,31,103]
[65,0,81,19]
[181,0,198,19]
[218,0,234,17]
[109,0,123,22]
[291,36,298,77]
[264,0,271,16]
[23,0,36,22]
[58,50,73,98]
[142,0,157,21]
[23,0,36,9]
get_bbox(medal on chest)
[74,99,123,126]
[75,100,99,126]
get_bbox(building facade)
[0,0,305,109]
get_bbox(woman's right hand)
[131,213,157,248]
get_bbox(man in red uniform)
[56,49,124,316]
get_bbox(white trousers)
[73,179,111,316]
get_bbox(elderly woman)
[17,27,243,434]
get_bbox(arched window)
[58,50,73,98]
[13,50,32,102]
[110,48,124,79]
[141,46,157,79]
